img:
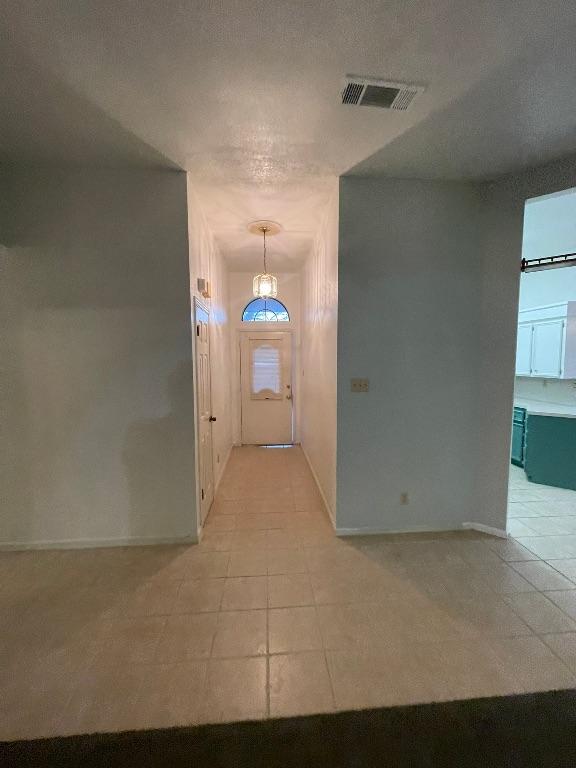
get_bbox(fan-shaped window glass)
[242,298,290,322]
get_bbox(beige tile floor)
[3,448,576,741]
[508,464,576,545]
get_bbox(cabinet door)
[531,320,565,377]
[511,421,525,467]
[515,324,533,376]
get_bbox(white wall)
[0,167,196,548]
[475,183,524,531]
[522,187,576,260]
[228,270,301,445]
[187,180,233,489]
[520,188,576,309]
[519,269,576,310]
[300,184,338,521]
[514,377,576,408]
[337,176,484,534]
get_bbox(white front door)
[240,332,293,445]
[195,303,214,525]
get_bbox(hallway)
[4,447,576,741]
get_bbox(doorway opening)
[190,186,339,542]
[507,187,576,555]
[227,270,301,452]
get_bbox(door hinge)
[201,488,205,500]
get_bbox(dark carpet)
[2,689,576,768]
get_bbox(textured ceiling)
[193,179,336,270]
[2,1,576,267]
[349,21,576,181]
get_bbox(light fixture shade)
[253,273,278,299]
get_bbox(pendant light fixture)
[249,220,281,299]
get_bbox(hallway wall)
[187,180,233,490]
[337,154,576,537]
[0,167,196,548]
[337,176,484,534]
[301,182,339,521]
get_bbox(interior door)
[195,303,214,525]
[532,320,565,377]
[240,332,293,445]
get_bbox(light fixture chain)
[263,227,267,274]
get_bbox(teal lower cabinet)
[511,407,526,468]
[524,415,576,491]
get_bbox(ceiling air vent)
[341,76,425,111]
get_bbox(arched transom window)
[242,298,290,322]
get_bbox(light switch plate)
[351,378,369,393]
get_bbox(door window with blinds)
[250,339,283,400]
[240,331,292,445]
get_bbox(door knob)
[209,416,217,422]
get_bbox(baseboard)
[336,522,509,539]
[0,534,198,552]
[300,445,336,528]
[336,524,465,537]
[462,522,508,538]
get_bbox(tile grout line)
[500,588,576,634]
[317,601,338,711]
[544,559,576,584]
[536,631,576,681]
[206,569,228,662]
[508,559,576,590]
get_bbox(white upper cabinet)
[531,320,565,377]
[516,302,576,379]
[515,324,533,376]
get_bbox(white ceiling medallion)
[249,220,282,299]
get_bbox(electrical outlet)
[400,492,409,505]
[351,378,369,393]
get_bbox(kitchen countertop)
[514,398,576,419]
